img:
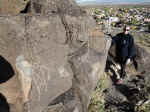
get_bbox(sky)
[77,0,150,3]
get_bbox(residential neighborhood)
[87,5,150,112]
[91,7,150,32]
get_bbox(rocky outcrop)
[0,0,111,112]
[0,0,30,14]
[104,42,150,112]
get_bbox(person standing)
[112,26,135,84]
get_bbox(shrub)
[131,18,138,25]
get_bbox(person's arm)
[128,35,135,59]
[111,34,120,46]
[126,35,135,65]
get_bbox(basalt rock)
[0,0,111,112]
[0,0,30,14]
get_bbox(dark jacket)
[112,33,135,59]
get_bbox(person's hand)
[126,58,131,65]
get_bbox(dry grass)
[88,73,110,112]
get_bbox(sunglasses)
[125,29,130,31]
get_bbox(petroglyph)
[58,66,70,78]
[31,58,51,101]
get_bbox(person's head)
[123,26,130,35]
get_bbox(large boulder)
[0,0,30,14]
[0,0,111,112]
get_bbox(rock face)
[0,0,111,112]
[0,0,30,14]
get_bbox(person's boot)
[116,72,126,84]
[116,78,123,84]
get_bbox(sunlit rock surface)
[0,0,111,112]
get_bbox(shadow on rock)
[0,56,14,84]
[105,56,120,84]
[0,93,9,112]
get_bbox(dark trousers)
[119,56,138,78]
[120,57,128,78]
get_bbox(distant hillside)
[80,4,150,9]
[78,1,150,6]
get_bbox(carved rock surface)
[0,0,30,14]
[0,0,111,112]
